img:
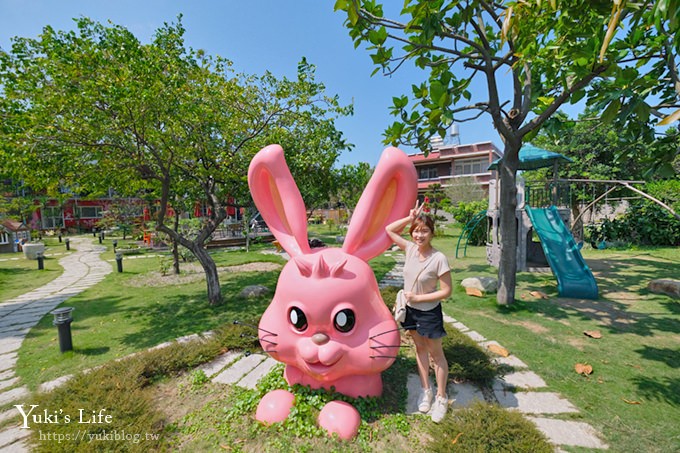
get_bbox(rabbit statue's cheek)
[296,338,346,379]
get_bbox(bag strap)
[409,251,436,294]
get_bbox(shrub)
[448,200,488,245]
[586,201,680,246]
[26,323,259,452]
[427,401,553,452]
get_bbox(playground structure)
[484,146,600,299]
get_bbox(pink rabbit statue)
[247,144,417,439]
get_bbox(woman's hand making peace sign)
[409,199,424,221]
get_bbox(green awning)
[488,144,573,171]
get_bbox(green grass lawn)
[441,240,680,453]
[12,238,396,391]
[6,229,679,452]
[0,236,67,301]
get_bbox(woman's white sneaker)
[430,395,448,423]
[417,388,433,413]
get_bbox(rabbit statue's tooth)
[247,144,417,439]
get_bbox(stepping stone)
[0,353,18,373]
[0,377,19,391]
[527,417,609,449]
[494,391,579,414]
[450,321,469,332]
[0,408,18,424]
[463,330,486,342]
[176,333,201,344]
[212,353,265,385]
[0,386,29,407]
[239,357,279,389]
[442,314,457,324]
[197,351,241,378]
[38,375,74,393]
[0,370,14,381]
[4,439,29,452]
[405,373,457,416]
[494,371,547,389]
[491,355,528,369]
[449,382,486,408]
[0,339,23,356]
[0,426,30,449]
[405,373,429,414]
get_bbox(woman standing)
[386,200,452,423]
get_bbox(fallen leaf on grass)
[584,330,603,339]
[451,432,463,445]
[487,343,510,357]
[529,290,549,299]
[574,363,593,375]
[465,287,484,297]
[622,398,641,405]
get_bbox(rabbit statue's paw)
[255,389,295,424]
[318,400,361,440]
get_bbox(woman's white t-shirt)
[403,242,451,311]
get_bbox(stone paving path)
[0,238,111,452]
[0,245,608,451]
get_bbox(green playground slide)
[525,205,599,300]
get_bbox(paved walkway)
[0,245,608,451]
[0,238,111,452]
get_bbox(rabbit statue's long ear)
[343,147,417,261]
[248,144,311,257]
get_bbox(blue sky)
[0,0,501,167]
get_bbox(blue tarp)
[488,144,573,171]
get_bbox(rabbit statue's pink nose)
[312,332,330,345]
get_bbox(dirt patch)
[127,262,282,287]
[516,320,550,335]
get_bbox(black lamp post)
[115,251,123,273]
[51,307,74,353]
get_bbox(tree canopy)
[335,0,680,304]
[0,17,352,305]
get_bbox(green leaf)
[601,99,622,124]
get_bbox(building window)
[418,166,438,180]
[454,157,489,176]
[0,232,8,244]
[79,206,103,219]
[42,206,64,229]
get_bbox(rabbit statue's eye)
[333,309,356,333]
[288,307,308,331]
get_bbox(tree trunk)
[172,239,181,275]
[191,242,222,305]
[156,219,224,306]
[172,212,180,275]
[496,144,520,306]
[571,201,583,243]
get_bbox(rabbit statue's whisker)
[369,324,416,339]
[257,337,278,345]
[369,355,399,359]
[233,320,278,336]
[370,345,401,349]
